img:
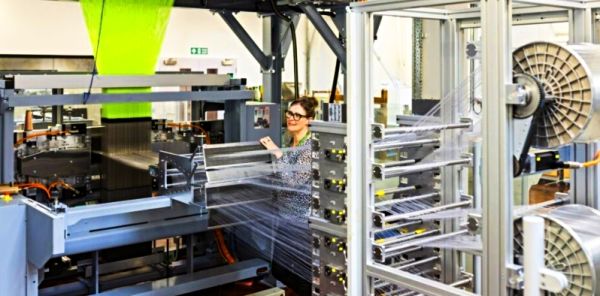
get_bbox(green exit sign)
[191,47,208,55]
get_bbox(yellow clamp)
[1,194,12,203]
[414,228,427,235]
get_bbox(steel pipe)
[373,158,471,179]
[375,192,440,208]
[372,120,471,140]
[375,230,469,262]
[373,138,441,151]
[373,200,472,227]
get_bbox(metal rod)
[377,158,471,179]
[11,73,231,89]
[373,220,423,234]
[381,200,472,223]
[378,159,417,168]
[472,140,482,294]
[166,181,203,187]
[450,278,473,288]
[376,185,417,197]
[373,138,440,151]
[382,122,471,136]
[92,251,100,294]
[366,263,475,296]
[205,198,272,210]
[185,235,194,274]
[375,229,441,247]
[8,91,255,107]
[391,257,416,268]
[374,268,436,292]
[397,256,440,270]
[383,230,469,257]
[375,192,440,208]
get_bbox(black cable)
[269,0,299,101]
[269,0,290,22]
[83,0,107,105]
[290,21,299,101]
[329,58,340,103]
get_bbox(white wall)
[0,0,91,55]
[0,0,570,105]
[0,0,288,87]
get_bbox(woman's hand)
[260,136,283,159]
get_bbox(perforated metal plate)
[513,42,593,148]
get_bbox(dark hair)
[289,96,318,119]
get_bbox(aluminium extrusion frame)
[446,0,600,221]
[349,0,600,295]
[348,1,477,295]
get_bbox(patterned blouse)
[273,133,312,222]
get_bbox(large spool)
[512,42,600,148]
[514,205,600,295]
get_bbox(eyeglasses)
[285,110,308,121]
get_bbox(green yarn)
[81,0,174,119]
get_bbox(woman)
[259,96,318,296]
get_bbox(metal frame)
[300,3,347,67]
[479,1,513,295]
[346,10,368,295]
[0,74,254,184]
[346,0,600,295]
[348,2,475,295]
[219,11,273,71]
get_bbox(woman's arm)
[260,136,283,159]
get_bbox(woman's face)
[286,104,311,133]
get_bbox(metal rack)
[347,0,600,295]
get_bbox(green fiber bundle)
[81,0,174,119]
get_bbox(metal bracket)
[299,3,347,67]
[540,267,569,293]
[467,212,482,235]
[505,264,568,293]
[219,11,273,71]
[260,56,277,74]
[506,83,528,105]
[371,123,385,141]
[506,264,524,290]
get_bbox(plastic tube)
[214,229,236,265]
[523,216,544,296]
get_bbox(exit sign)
[191,47,208,55]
